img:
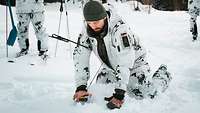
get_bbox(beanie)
[83,0,107,21]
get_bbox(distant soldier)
[188,0,200,40]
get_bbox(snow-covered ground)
[0,1,200,113]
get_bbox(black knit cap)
[83,0,107,21]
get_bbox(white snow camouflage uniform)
[188,0,200,39]
[16,0,48,52]
[73,5,172,99]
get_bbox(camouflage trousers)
[16,11,48,51]
[96,64,172,99]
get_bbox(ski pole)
[6,1,8,57]
[148,0,151,14]
[49,34,89,49]
[54,0,64,57]
[78,62,103,103]
[74,63,103,103]
[136,1,139,11]
[65,2,72,58]
[88,63,103,88]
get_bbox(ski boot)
[192,34,198,41]
[39,50,48,61]
[152,64,172,93]
[16,49,28,58]
[134,7,140,11]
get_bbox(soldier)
[73,0,172,109]
[188,0,200,40]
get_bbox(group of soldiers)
[12,0,199,110]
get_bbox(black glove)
[74,85,89,102]
[75,85,87,92]
[105,88,125,109]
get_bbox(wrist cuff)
[113,88,125,100]
[75,85,87,92]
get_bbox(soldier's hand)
[73,90,92,102]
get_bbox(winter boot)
[16,49,28,58]
[39,50,48,61]
[134,6,140,11]
[152,64,172,93]
[38,50,47,56]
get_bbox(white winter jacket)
[16,0,45,13]
[73,7,149,91]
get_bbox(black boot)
[16,49,28,58]
[38,50,48,56]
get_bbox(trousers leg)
[17,13,30,50]
[127,64,172,99]
[188,5,199,40]
[31,11,48,52]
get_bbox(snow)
[0,1,200,113]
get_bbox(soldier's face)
[87,17,106,32]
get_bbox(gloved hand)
[73,85,92,102]
[105,88,125,109]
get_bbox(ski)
[7,53,49,66]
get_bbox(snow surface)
[0,1,200,113]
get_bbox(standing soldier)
[188,0,200,41]
[16,0,48,57]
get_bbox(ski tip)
[30,63,35,66]
[8,60,15,63]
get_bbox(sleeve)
[111,21,150,91]
[73,29,92,88]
